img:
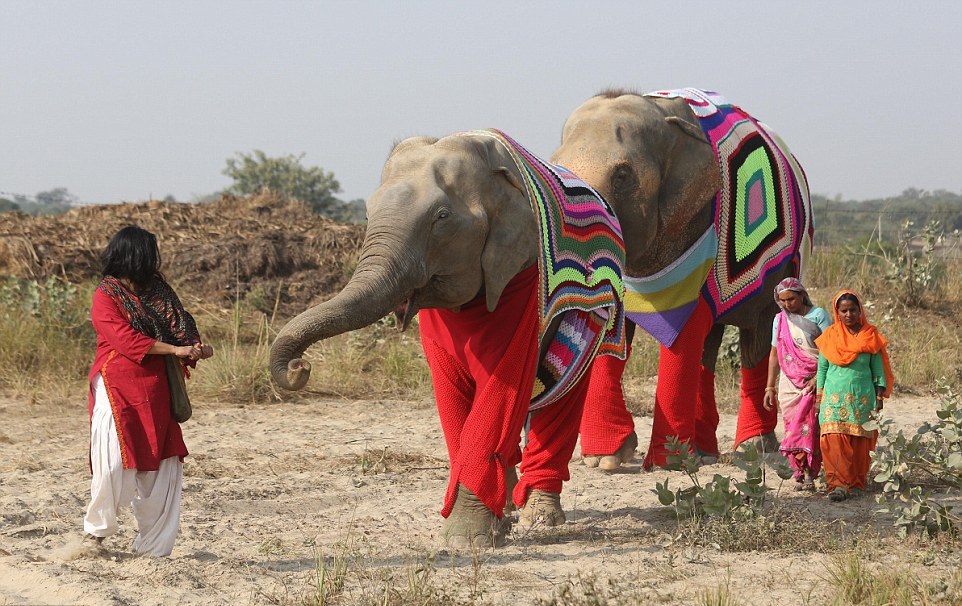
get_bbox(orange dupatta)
[814,290,895,398]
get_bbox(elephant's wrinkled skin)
[552,91,799,467]
[270,134,579,547]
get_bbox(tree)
[34,187,77,209]
[223,150,345,216]
[0,197,20,213]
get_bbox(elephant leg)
[442,484,511,549]
[515,373,590,527]
[643,297,713,469]
[733,350,778,452]
[418,274,541,520]
[693,324,725,459]
[693,365,720,460]
[579,322,637,470]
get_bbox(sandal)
[828,487,848,502]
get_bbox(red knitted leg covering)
[514,372,590,507]
[693,365,720,457]
[420,338,474,465]
[643,297,713,469]
[418,266,541,519]
[578,344,635,456]
[733,356,775,450]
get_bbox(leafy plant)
[857,219,951,309]
[652,437,793,523]
[873,382,962,537]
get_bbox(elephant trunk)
[269,250,422,391]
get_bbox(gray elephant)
[552,88,813,469]
[270,129,627,548]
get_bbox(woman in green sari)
[814,290,894,502]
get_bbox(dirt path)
[0,392,958,605]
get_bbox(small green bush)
[873,382,962,537]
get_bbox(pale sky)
[2,2,960,206]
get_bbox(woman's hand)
[763,389,777,411]
[172,344,213,361]
[172,345,197,360]
[184,343,214,361]
[875,386,885,412]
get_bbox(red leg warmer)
[693,365,720,457]
[643,297,713,468]
[418,266,541,519]
[733,356,776,450]
[514,371,591,507]
[578,343,635,456]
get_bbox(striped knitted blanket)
[625,88,813,347]
[451,129,627,410]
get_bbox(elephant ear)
[665,115,710,145]
[471,138,538,312]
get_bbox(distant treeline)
[4,186,962,247]
[812,188,962,247]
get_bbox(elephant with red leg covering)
[552,88,813,469]
[270,129,626,548]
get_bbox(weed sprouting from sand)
[306,532,354,606]
[533,572,652,606]
[698,576,740,606]
[822,550,926,605]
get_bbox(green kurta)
[817,352,886,437]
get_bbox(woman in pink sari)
[763,278,832,491]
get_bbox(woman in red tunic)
[83,225,213,556]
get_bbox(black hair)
[835,293,860,310]
[100,225,163,290]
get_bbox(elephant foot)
[596,431,639,472]
[504,465,519,515]
[518,490,565,528]
[441,484,509,550]
[582,431,638,471]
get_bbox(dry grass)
[1,246,959,413]
[671,507,853,554]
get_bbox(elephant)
[551,88,813,469]
[269,128,627,548]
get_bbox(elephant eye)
[610,164,634,192]
[437,208,450,220]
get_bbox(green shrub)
[652,437,793,524]
[873,382,962,537]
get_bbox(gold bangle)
[765,387,776,393]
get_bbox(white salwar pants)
[83,373,183,557]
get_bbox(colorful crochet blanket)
[625,88,813,347]
[450,129,627,410]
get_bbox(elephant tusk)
[400,298,418,332]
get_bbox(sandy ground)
[1,388,959,606]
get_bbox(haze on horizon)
[2,2,960,206]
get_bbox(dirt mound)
[0,193,365,317]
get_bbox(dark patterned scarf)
[98,275,200,346]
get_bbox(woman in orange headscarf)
[814,290,894,502]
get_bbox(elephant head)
[269,134,539,390]
[551,90,721,278]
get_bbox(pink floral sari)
[776,310,822,478]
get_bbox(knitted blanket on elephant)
[624,88,813,348]
[450,129,627,410]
